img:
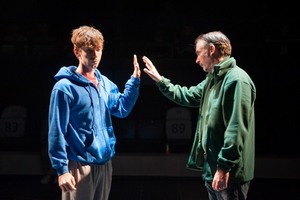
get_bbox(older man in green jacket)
[142,31,256,200]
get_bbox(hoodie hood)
[54,65,102,86]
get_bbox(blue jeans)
[205,180,250,200]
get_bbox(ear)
[209,43,215,55]
[73,47,80,58]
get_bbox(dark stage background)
[0,0,299,156]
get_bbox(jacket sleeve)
[110,75,140,118]
[217,79,255,171]
[156,76,203,107]
[48,89,70,176]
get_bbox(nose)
[195,56,199,64]
[91,50,97,56]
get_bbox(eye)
[196,49,201,56]
[86,49,93,53]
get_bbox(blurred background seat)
[0,105,27,138]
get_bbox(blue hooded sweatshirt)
[48,66,140,175]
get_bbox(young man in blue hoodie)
[48,25,141,200]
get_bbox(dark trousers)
[205,180,250,200]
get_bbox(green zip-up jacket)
[156,57,256,183]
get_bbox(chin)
[91,64,98,69]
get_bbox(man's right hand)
[58,172,77,192]
[142,56,162,83]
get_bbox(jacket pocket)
[186,133,204,171]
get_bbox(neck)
[82,72,95,79]
[82,73,98,87]
[76,67,95,78]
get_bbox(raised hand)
[142,56,162,83]
[133,54,141,78]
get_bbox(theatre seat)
[0,105,27,138]
[165,106,193,153]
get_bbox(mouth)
[90,60,98,64]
